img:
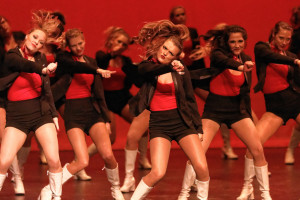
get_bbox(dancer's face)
[110,34,129,55]
[272,28,292,51]
[25,29,46,54]
[0,17,11,34]
[228,32,245,56]
[157,39,180,64]
[172,7,186,25]
[69,35,85,57]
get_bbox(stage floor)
[1,147,299,200]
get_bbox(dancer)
[178,25,271,200]
[284,6,300,165]
[0,27,62,199]
[39,28,124,200]
[129,20,209,200]
[86,27,151,183]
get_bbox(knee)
[126,134,139,148]
[47,157,62,170]
[149,168,166,182]
[75,157,89,169]
[250,145,264,160]
[193,161,209,177]
[102,151,115,164]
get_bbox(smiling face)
[272,28,292,51]
[156,39,180,64]
[24,29,46,54]
[228,32,245,56]
[68,35,85,57]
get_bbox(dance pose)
[0,27,62,199]
[86,27,151,184]
[39,28,125,200]
[178,25,271,200]
[284,6,300,165]
[129,20,209,200]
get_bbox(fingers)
[53,117,59,131]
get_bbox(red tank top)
[263,49,289,94]
[210,69,245,96]
[150,80,177,111]
[102,65,126,91]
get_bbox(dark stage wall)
[1,0,299,150]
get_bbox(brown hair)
[104,26,131,50]
[268,21,293,43]
[290,6,300,27]
[136,20,189,59]
[65,28,84,46]
[169,6,185,23]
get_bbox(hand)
[244,61,254,72]
[96,68,116,78]
[295,59,300,67]
[42,62,57,75]
[105,122,111,134]
[171,60,184,73]
[53,117,59,131]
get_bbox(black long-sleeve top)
[254,41,299,93]
[0,47,58,118]
[52,51,111,122]
[129,59,203,133]
[95,51,144,89]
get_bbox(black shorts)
[104,89,132,115]
[264,87,300,124]
[149,109,198,143]
[64,97,104,135]
[0,91,6,108]
[6,98,53,134]
[55,97,66,110]
[202,93,251,128]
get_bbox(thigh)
[67,128,88,160]
[202,119,220,152]
[127,109,150,139]
[149,137,171,173]
[256,112,283,144]
[89,122,113,156]
[120,104,134,123]
[35,123,59,160]
[0,108,6,140]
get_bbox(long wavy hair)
[136,20,189,59]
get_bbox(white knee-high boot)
[195,178,209,200]
[255,165,272,200]
[0,173,7,191]
[16,146,31,180]
[9,156,25,195]
[285,128,300,164]
[138,136,151,169]
[130,179,153,200]
[237,156,255,200]
[178,161,196,200]
[38,164,73,200]
[120,149,138,192]
[105,165,125,200]
[49,171,63,200]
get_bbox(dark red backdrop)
[1,0,299,150]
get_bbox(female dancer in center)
[178,25,271,200]
[39,28,124,200]
[129,20,209,200]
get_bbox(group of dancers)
[0,5,299,200]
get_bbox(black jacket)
[0,47,58,118]
[129,60,203,133]
[52,51,111,122]
[254,41,299,93]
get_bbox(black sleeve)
[254,42,296,65]
[95,50,111,69]
[56,51,98,74]
[210,49,243,70]
[289,30,300,56]
[122,57,144,88]
[138,60,173,78]
[3,51,44,74]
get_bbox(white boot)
[9,156,25,195]
[178,162,196,200]
[237,156,255,200]
[0,173,7,191]
[74,169,92,181]
[195,178,209,200]
[105,165,125,200]
[285,128,300,165]
[130,179,153,200]
[138,136,152,169]
[13,146,31,182]
[120,149,138,192]
[220,124,238,160]
[38,163,73,200]
[49,171,63,200]
[255,165,272,200]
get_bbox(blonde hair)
[104,26,131,50]
[65,28,84,46]
[136,20,189,59]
